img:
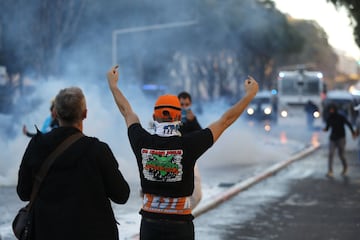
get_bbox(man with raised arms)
[106,65,258,240]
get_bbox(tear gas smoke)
[0,77,290,186]
[0,0,298,186]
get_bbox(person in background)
[178,91,202,135]
[304,100,318,130]
[107,65,258,240]
[323,104,356,177]
[22,100,59,137]
[178,91,203,208]
[17,87,130,240]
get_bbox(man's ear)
[51,109,56,118]
[83,109,87,120]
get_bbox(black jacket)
[179,117,202,135]
[325,112,355,141]
[17,127,130,240]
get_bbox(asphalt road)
[194,131,360,240]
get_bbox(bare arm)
[208,76,258,142]
[107,65,140,127]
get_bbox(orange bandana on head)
[153,94,181,121]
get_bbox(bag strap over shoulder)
[28,132,84,209]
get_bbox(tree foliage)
[0,0,343,92]
[0,0,85,78]
[185,0,305,89]
[280,19,338,85]
[327,0,360,48]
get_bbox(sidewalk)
[200,149,360,240]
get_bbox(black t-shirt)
[325,112,354,141]
[128,123,213,197]
[179,117,202,135]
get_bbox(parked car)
[245,90,278,123]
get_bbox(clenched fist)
[107,65,119,89]
[244,76,259,97]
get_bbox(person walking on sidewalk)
[17,87,130,240]
[107,65,258,240]
[323,104,356,177]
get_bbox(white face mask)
[152,121,182,137]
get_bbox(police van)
[276,68,326,127]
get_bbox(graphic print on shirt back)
[141,148,183,182]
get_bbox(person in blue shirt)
[22,100,59,137]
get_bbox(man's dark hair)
[327,103,338,113]
[178,91,192,102]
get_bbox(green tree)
[0,0,85,79]
[193,0,304,90]
[280,18,338,86]
[327,0,360,48]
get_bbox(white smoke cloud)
[0,75,284,187]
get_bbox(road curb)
[192,143,321,218]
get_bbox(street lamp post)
[112,20,198,66]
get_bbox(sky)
[274,0,360,60]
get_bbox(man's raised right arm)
[208,76,258,142]
[107,65,140,127]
